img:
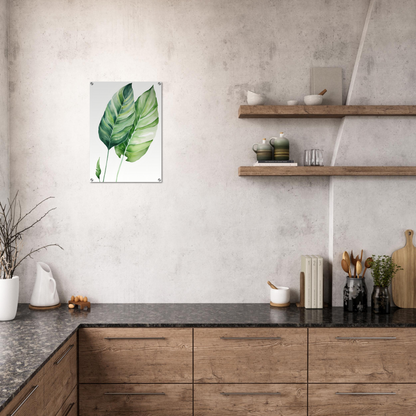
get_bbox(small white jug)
[30,262,60,307]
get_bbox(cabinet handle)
[104,337,166,340]
[8,385,39,416]
[62,402,75,416]
[336,392,396,395]
[54,344,74,365]
[335,337,396,340]
[221,392,281,396]
[104,392,165,395]
[220,337,282,340]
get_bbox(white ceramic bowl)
[304,95,323,105]
[270,286,290,304]
[247,91,266,105]
[287,100,298,106]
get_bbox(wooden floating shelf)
[238,166,416,176]
[238,105,416,119]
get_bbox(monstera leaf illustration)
[115,86,159,180]
[98,83,135,150]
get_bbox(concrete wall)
[7,0,414,304]
[0,0,9,204]
[331,0,416,304]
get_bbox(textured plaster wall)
[7,0,380,304]
[0,0,9,204]
[332,0,416,305]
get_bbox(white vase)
[30,262,60,307]
[0,276,19,321]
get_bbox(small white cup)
[287,100,298,106]
[270,286,290,304]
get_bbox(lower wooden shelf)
[238,166,416,176]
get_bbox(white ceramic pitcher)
[30,262,60,307]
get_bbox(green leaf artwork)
[95,83,160,182]
[95,158,101,182]
[115,86,159,181]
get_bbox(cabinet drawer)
[55,386,77,416]
[43,332,77,416]
[79,328,192,383]
[195,384,307,415]
[309,328,416,383]
[0,370,44,416]
[79,384,192,415]
[194,328,307,383]
[309,384,416,415]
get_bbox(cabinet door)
[194,328,307,383]
[55,385,77,416]
[309,384,416,415]
[195,384,307,416]
[0,370,44,416]
[43,332,77,416]
[309,328,416,383]
[79,384,192,416]
[79,328,192,383]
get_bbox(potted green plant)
[370,255,403,314]
[0,193,62,321]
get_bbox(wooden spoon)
[360,249,363,262]
[350,250,354,265]
[341,259,351,278]
[356,260,362,277]
[353,255,360,277]
[342,251,350,268]
[362,257,373,278]
[267,281,278,290]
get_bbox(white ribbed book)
[316,255,324,309]
[301,255,312,309]
[311,256,318,309]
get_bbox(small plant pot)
[372,286,391,314]
[343,276,367,312]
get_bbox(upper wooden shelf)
[238,105,416,118]
[238,166,416,176]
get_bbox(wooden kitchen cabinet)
[79,328,192,383]
[43,332,77,416]
[79,384,192,415]
[194,384,307,416]
[55,386,77,416]
[309,384,416,415]
[0,369,44,416]
[194,328,307,383]
[309,328,416,383]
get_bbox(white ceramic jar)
[270,286,290,305]
[0,276,19,321]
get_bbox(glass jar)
[372,286,391,314]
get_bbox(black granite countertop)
[2,303,416,411]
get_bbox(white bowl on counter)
[304,95,323,105]
[270,286,290,305]
[247,91,266,105]
[287,100,298,106]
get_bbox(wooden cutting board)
[392,229,416,308]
